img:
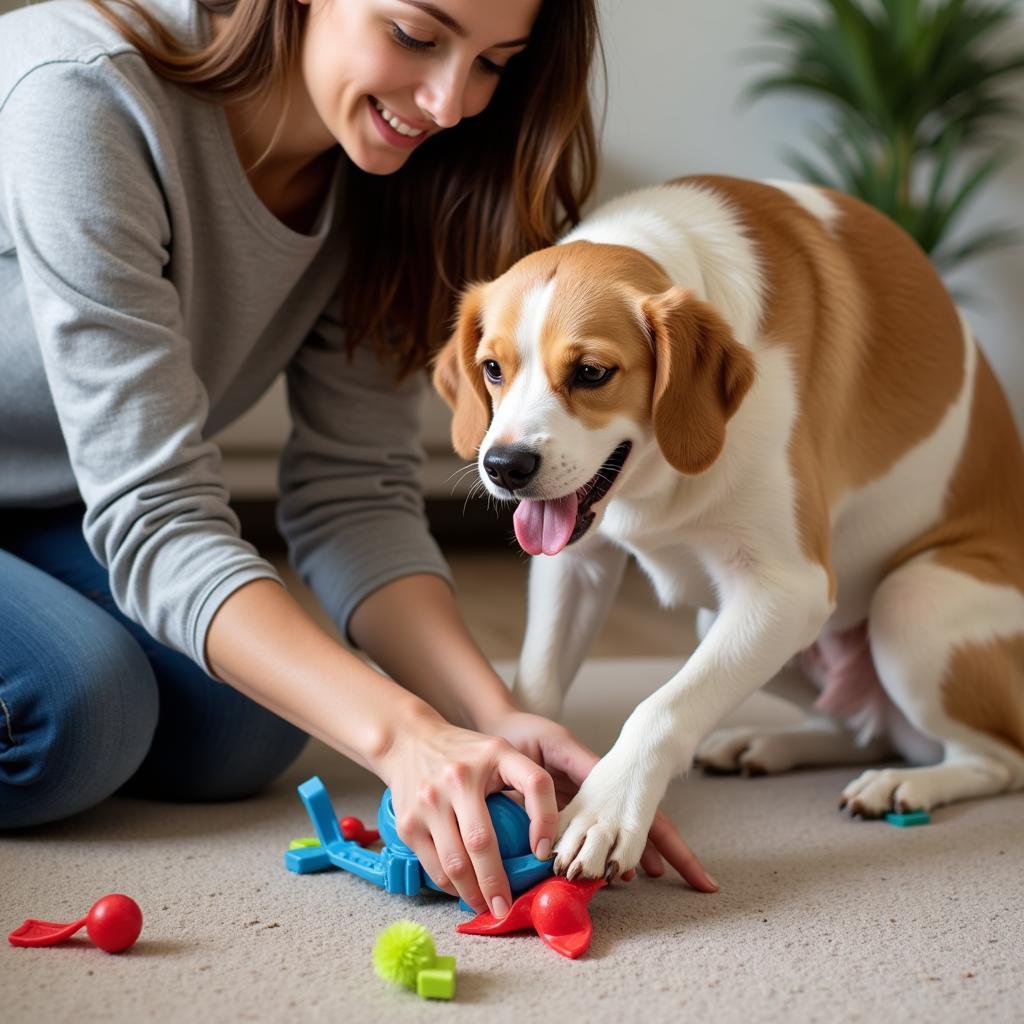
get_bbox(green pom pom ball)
[372,920,436,990]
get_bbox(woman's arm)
[205,578,429,772]
[347,573,518,733]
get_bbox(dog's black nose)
[483,446,541,492]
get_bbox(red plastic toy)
[456,876,606,959]
[340,815,380,845]
[8,894,143,953]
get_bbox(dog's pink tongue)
[513,495,579,556]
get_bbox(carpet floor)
[3,658,1022,1023]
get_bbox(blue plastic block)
[885,809,930,827]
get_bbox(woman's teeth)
[373,100,424,137]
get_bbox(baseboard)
[234,498,516,554]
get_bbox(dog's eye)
[575,364,613,387]
[483,360,503,385]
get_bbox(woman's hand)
[486,710,719,892]
[370,704,560,919]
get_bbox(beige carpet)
[3,658,1022,1023]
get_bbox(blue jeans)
[0,503,308,829]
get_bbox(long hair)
[87,0,604,380]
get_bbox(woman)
[0,0,717,917]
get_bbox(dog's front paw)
[553,794,649,882]
[552,762,663,881]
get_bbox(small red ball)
[339,816,362,840]
[85,894,143,953]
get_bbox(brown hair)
[87,0,603,380]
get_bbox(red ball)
[339,816,362,840]
[85,894,143,953]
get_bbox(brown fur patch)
[513,241,756,464]
[530,242,667,433]
[445,241,686,445]
[887,347,1024,592]
[942,635,1024,753]
[431,283,492,458]
[886,344,1024,752]
[676,175,967,595]
[643,287,756,475]
[433,243,669,456]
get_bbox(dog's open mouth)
[513,441,632,556]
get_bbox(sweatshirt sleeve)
[0,57,282,673]
[276,296,455,647]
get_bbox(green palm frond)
[933,226,1023,273]
[746,0,1024,272]
[787,120,1018,260]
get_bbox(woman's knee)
[123,663,309,802]
[0,554,159,828]
[181,706,309,801]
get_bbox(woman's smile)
[367,95,432,149]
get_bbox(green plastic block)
[884,810,930,827]
[435,955,456,973]
[417,967,456,1001]
[289,836,321,849]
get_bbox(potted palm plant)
[746,0,1024,275]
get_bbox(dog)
[431,175,1024,882]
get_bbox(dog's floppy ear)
[431,283,492,460]
[642,286,756,475]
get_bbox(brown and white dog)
[432,175,1024,882]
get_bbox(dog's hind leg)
[840,557,1024,817]
[512,537,629,720]
[695,613,897,774]
[696,720,893,776]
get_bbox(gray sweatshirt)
[0,0,453,672]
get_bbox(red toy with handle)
[8,893,143,953]
[457,877,606,959]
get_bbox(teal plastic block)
[885,810,930,827]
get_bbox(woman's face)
[299,0,541,175]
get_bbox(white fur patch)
[483,279,555,456]
[763,179,842,232]
[516,279,555,361]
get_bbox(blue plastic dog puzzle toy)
[284,776,552,909]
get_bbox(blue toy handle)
[285,845,333,874]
